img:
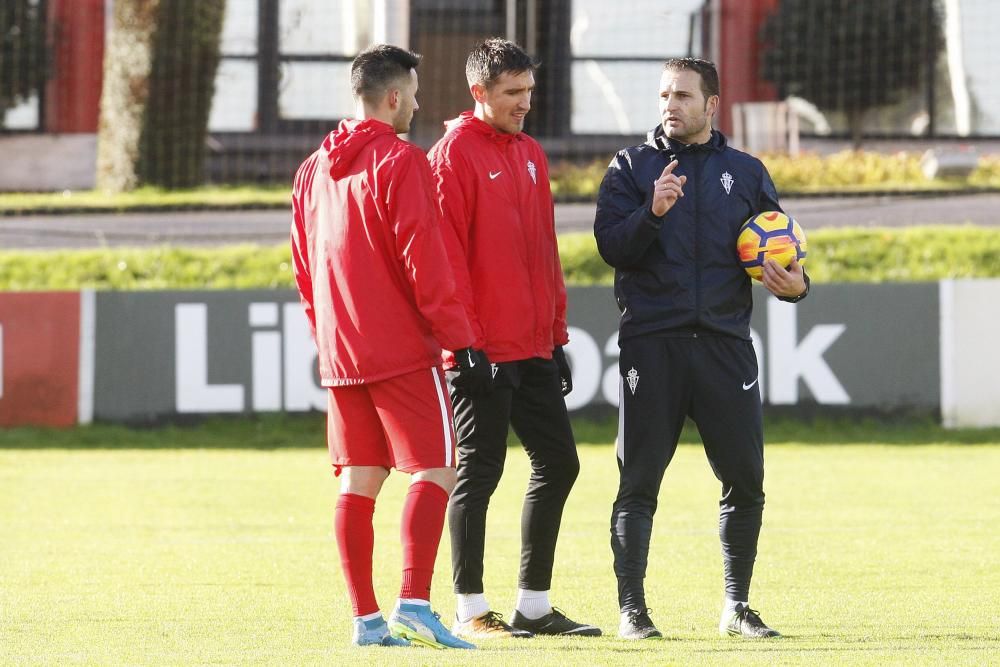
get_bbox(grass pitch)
[1,417,998,666]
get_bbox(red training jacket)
[291,118,474,385]
[428,112,569,366]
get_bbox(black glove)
[552,345,573,396]
[451,347,494,398]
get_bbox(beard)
[393,108,413,134]
[664,113,708,144]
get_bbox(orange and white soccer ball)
[736,211,807,281]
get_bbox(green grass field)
[2,418,998,666]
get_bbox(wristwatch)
[783,282,809,303]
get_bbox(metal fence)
[0,0,47,131]
[205,0,696,181]
[3,0,1000,187]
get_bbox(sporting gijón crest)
[720,171,733,195]
[626,367,639,395]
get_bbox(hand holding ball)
[737,211,807,281]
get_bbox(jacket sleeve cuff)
[778,271,810,303]
[644,207,666,230]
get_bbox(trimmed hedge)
[549,152,1000,197]
[1,226,998,290]
[563,226,1000,285]
[3,152,999,215]
[763,151,926,192]
[0,186,291,213]
[0,246,295,291]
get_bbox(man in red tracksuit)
[428,38,601,640]
[291,44,491,650]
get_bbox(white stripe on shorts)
[431,368,454,467]
[616,378,625,464]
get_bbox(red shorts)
[326,366,456,474]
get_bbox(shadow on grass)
[0,414,329,450]
[572,415,1000,447]
[2,413,999,450]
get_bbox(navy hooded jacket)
[594,126,806,342]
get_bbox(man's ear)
[387,88,400,110]
[470,83,487,104]
[706,94,720,118]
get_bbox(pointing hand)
[651,160,687,217]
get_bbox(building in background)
[3,0,1000,189]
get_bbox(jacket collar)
[444,111,522,146]
[646,125,727,156]
[323,119,396,178]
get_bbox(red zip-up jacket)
[291,118,474,385]
[428,112,569,366]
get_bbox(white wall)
[0,135,97,192]
[940,278,1000,427]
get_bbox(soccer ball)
[736,211,807,281]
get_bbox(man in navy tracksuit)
[594,57,809,640]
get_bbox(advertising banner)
[564,284,939,413]
[93,291,324,422]
[89,284,940,423]
[0,292,81,427]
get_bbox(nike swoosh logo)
[742,379,758,391]
[489,171,502,180]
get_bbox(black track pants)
[448,357,580,594]
[611,334,765,611]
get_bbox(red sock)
[399,481,450,601]
[334,493,378,616]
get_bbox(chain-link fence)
[3,0,1000,189]
[205,0,698,182]
[0,0,46,131]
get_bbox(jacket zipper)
[502,139,540,355]
[693,152,703,331]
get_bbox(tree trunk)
[96,0,224,192]
[95,0,160,194]
[139,0,225,188]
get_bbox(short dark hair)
[663,57,720,99]
[351,44,421,105]
[465,38,538,88]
